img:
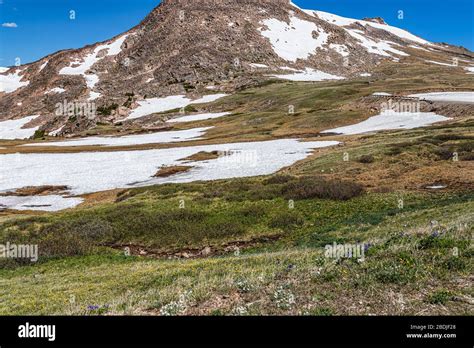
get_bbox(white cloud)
[2,22,18,28]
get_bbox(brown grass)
[180,151,222,162]
[153,165,193,178]
[0,185,69,196]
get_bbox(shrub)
[460,152,474,161]
[457,142,474,152]
[235,205,266,220]
[269,211,304,229]
[357,154,375,164]
[184,105,197,113]
[434,147,453,160]
[263,175,294,185]
[432,134,464,142]
[282,177,364,201]
[32,130,46,139]
[442,257,466,271]
[418,236,456,250]
[97,103,119,116]
[182,82,195,92]
[427,290,453,305]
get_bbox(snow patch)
[425,60,455,67]
[88,91,101,101]
[425,185,447,190]
[408,92,474,104]
[0,195,83,212]
[322,110,450,135]
[125,94,228,120]
[24,127,212,147]
[271,68,344,81]
[249,63,269,69]
[465,67,474,74]
[0,115,40,139]
[259,15,329,62]
[49,125,65,137]
[408,45,430,52]
[167,112,231,123]
[329,43,349,57]
[346,29,408,57]
[311,10,429,45]
[39,61,49,71]
[59,35,128,100]
[46,87,66,94]
[0,68,30,93]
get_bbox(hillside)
[0,0,473,135]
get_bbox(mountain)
[0,0,472,136]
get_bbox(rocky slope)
[0,0,473,136]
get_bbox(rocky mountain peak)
[362,17,387,25]
[1,0,472,137]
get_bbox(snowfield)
[259,14,329,62]
[408,92,474,103]
[322,110,450,135]
[59,34,128,100]
[167,112,231,123]
[0,139,339,211]
[125,94,228,120]
[310,10,429,45]
[0,68,30,93]
[24,127,212,147]
[0,195,84,212]
[0,115,40,139]
[346,29,408,58]
[271,68,344,81]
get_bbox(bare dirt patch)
[102,234,282,260]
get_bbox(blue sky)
[0,0,472,66]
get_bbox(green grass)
[0,209,471,315]
[0,182,472,315]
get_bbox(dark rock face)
[0,0,471,135]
